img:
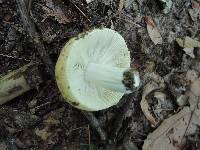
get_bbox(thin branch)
[109,94,135,146]
[71,2,91,22]
[0,63,42,105]
[82,111,107,141]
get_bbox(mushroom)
[55,28,140,111]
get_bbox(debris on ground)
[1,0,200,149]
[143,79,200,150]
[140,73,174,127]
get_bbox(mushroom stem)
[85,63,139,93]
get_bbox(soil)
[0,0,200,149]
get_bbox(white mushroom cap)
[55,28,140,111]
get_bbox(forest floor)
[0,0,200,149]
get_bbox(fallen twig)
[82,111,107,141]
[0,63,42,105]
[71,1,91,22]
[16,0,106,142]
[109,94,136,146]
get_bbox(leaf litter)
[1,0,200,149]
[143,65,200,150]
[176,36,200,58]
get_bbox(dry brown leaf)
[143,107,200,150]
[43,0,71,24]
[144,16,163,45]
[143,73,200,150]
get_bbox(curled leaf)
[140,73,167,127]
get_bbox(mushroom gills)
[55,28,140,111]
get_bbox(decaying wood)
[16,0,107,142]
[0,63,42,105]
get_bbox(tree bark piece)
[0,63,42,105]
